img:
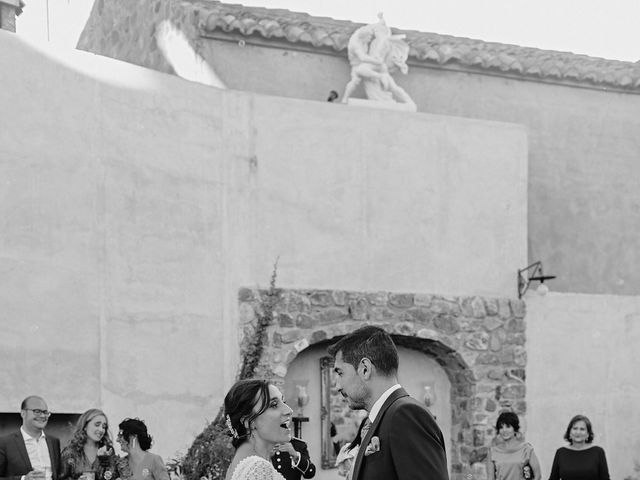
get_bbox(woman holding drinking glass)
[60,409,118,480]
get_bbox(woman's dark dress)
[548,446,609,480]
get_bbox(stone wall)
[239,287,527,479]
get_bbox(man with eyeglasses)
[0,396,61,480]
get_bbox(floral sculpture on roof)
[342,13,417,111]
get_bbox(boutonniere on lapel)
[364,436,380,456]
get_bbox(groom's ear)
[359,358,373,380]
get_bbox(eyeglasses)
[25,409,51,417]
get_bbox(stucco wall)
[0,32,234,459]
[0,31,525,459]
[526,293,640,480]
[3,25,640,480]
[201,38,640,297]
[77,0,640,295]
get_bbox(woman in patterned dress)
[60,409,118,480]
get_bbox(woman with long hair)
[60,409,117,480]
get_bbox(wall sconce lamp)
[292,381,310,438]
[517,261,556,298]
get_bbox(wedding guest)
[60,409,117,480]
[548,414,610,480]
[115,419,169,480]
[0,395,61,480]
[223,379,293,480]
[271,438,315,480]
[487,411,541,480]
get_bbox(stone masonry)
[238,287,527,480]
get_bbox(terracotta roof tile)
[196,1,640,91]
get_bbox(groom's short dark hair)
[328,325,398,376]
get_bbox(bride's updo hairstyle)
[118,418,153,451]
[223,379,271,448]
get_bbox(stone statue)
[342,13,416,110]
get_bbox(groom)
[328,326,448,480]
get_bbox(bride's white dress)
[230,456,285,480]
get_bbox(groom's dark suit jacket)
[0,431,61,480]
[352,387,448,480]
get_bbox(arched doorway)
[281,340,459,480]
[240,286,527,480]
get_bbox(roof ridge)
[197,1,640,90]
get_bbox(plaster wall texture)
[76,0,640,294]
[0,32,525,458]
[0,33,234,457]
[198,39,640,297]
[525,293,640,480]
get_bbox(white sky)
[16,0,640,62]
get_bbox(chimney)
[0,0,24,33]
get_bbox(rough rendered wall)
[0,31,526,458]
[0,33,233,458]
[197,41,640,297]
[77,0,640,295]
[526,293,640,480]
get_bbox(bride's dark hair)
[223,379,271,448]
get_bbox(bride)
[224,379,293,480]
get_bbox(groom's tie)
[360,417,372,440]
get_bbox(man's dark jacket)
[271,437,316,480]
[0,431,61,480]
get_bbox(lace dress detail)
[230,456,285,480]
